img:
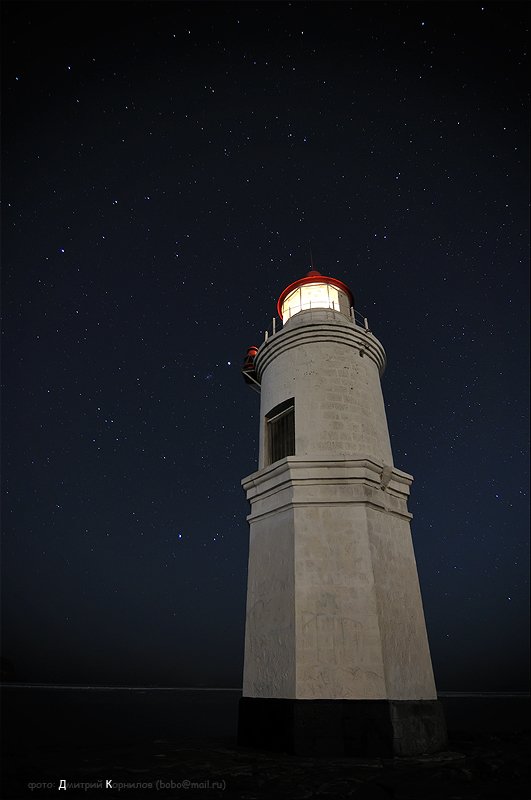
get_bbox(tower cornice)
[242,456,413,523]
[254,316,387,379]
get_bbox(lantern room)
[277,269,353,324]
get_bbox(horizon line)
[1,683,529,697]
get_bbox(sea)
[2,684,529,748]
[1,685,242,749]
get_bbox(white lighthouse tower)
[238,268,446,756]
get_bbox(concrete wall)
[242,507,296,698]
[255,313,393,470]
[242,312,437,704]
[367,508,437,700]
[242,459,437,701]
[294,503,387,699]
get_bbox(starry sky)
[2,1,529,691]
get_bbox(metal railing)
[260,304,372,343]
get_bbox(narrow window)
[266,398,295,465]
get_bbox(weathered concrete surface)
[241,302,443,754]
[255,313,393,470]
[241,507,296,698]
[242,459,436,702]
[368,509,437,701]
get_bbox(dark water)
[438,691,530,733]
[2,685,529,749]
[1,686,241,749]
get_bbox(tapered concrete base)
[238,697,447,757]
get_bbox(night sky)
[2,1,529,691]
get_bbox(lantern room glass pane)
[281,282,341,321]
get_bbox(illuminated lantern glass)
[281,282,341,322]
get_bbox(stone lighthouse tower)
[238,268,446,756]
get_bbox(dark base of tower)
[238,697,447,757]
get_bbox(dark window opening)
[266,398,295,465]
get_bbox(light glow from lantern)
[281,282,341,322]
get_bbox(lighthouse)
[238,268,447,756]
